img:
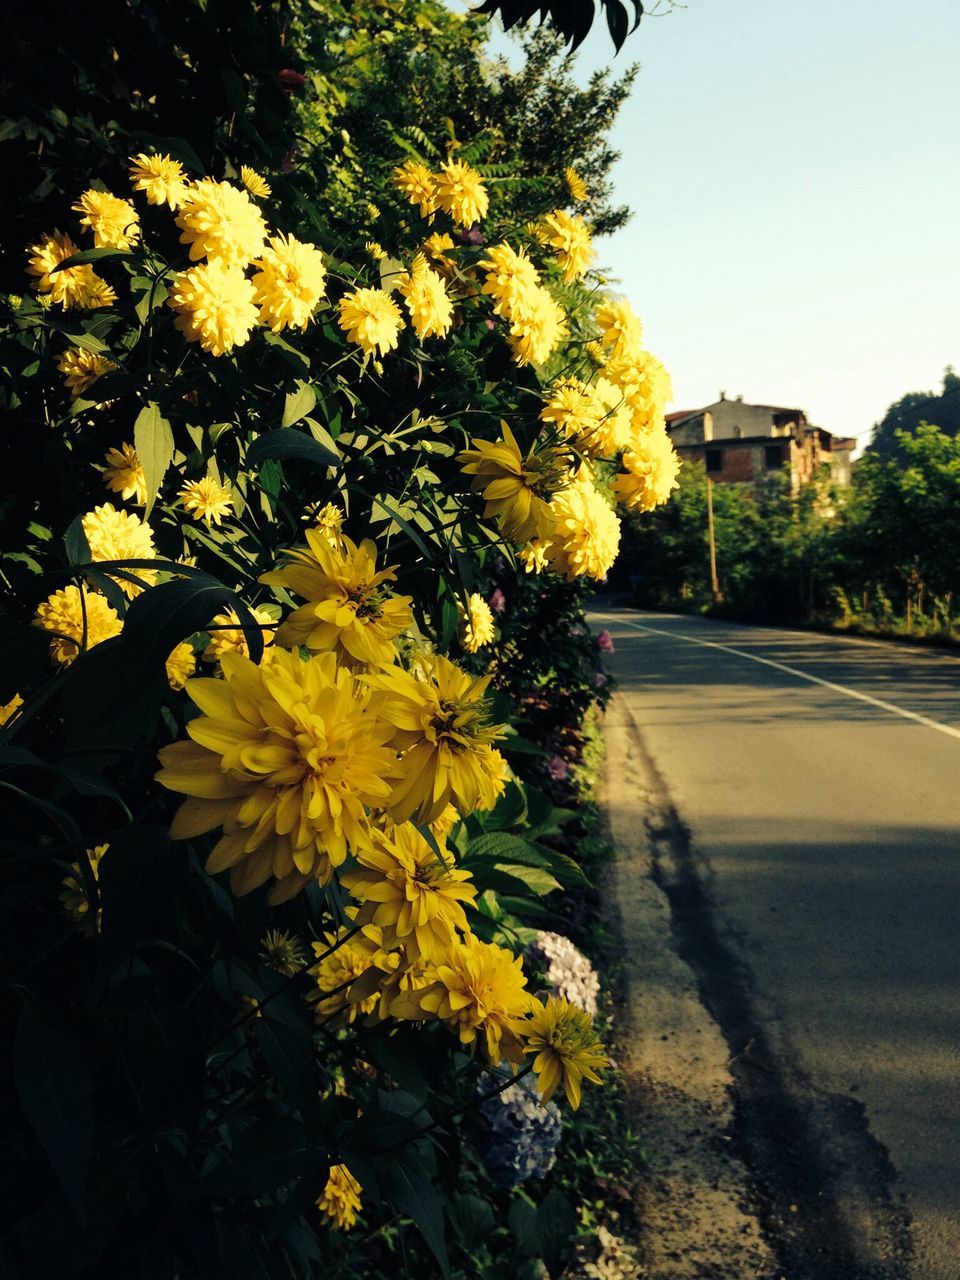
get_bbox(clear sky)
[483,0,960,449]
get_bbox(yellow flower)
[0,693,24,726]
[341,824,476,964]
[202,605,276,664]
[259,928,308,976]
[82,503,157,596]
[251,233,327,332]
[25,232,102,310]
[564,166,589,203]
[165,642,196,691]
[178,476,235,525]
[594,297,642,355]
[264,533,413,670]
[423,231,455,266]
[240,165,271,199]
[306,502,346,551]
[519,539,552,575]
[73,189,140,250]
[308,926,401,1024]
[613,430,681,512]
[58,348,117,397]
[538,209,593,283]
[33,586,123,666]
[393,159,438,219]
[546,471,621,582]
[458,422,565,544]
[60,844,109,936]
[175,178,268,266]
[603,347,673,417]
[103,443,147,505]
[480,242,540,321]
[430,802,461,844]
[317,1166,362,1232]
[365,240,387,261]
[155,648,397,902]
[167,260,258,356]
[397,252,453,340]
[434,159,489,227]
[459,593,495,653]
[367,653,507,825]
[129,152,188,209]
[508,287,567,367]
[337,286,404,356]
[76,275,118,310]
[523,996,608,1109]
[415,933,531,1064]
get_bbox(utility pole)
[706,476,722,604]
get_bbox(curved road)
[592,607,960,1280]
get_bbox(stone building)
[665,394,855,490]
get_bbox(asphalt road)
[591,607,960,1280]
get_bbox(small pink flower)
[593,672,608,689]
[488,587,506,614]
[278,69,307,91]
[596,629,614,653]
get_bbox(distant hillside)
[867,367,960,459]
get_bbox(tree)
[867,366,960,460]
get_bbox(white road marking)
[593,612,960,744]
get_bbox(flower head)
[480,242,540,321]
[166,642,196,691]
[167,260,258,356]
[459,592,495,653]
[202,605,276,664]
[317,1166,362,1231]
[26,232,110,310]
[34,586,122,666]
[415,933,531,1064]
[251,233,327,332]
[423,231,456,271]
[545,472,621,581]
[523,996,608,1109]
[82,503,157,596]
[341,824,476,964]
[308,926,401,1024]
[367,653,507,825]
[179,476,235,525]
[594,297,642,356]
[156,648,397,902]
[259,927,308,976]
[73,189,140,250]
[614,429,681,512]
[459,422,567,544]
[103,443,147,505]
[60,844,109,936]
[337,286,404,356]
[397,253,453,340]
[434,159,489,228]
[129,153,188,208]
[393,159,437,220]
[564,166,589,203]
[519,539,552,575]
[58,348,117,397]
[538,209,593,283]
[240,165,271,199]
[508,287,567,367]
[541,377,627,458]
[306,502,346,551]
[175,178,268,266]
[264,533,413,670]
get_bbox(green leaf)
[247,427,338,470]
[122,572,266,667]
[50,247,135,272]
[491,863,561,896]
[282,381,317,427]
[447,1194,495,1250]
[535,1188,577,1276]
[380,1154,450,1278]
[14,998,94,1221]
[134,401,174,516]
[203,1117,323,1196]
[255,1013,320,1123]
[64,515,91,566]
[303,416,342,461]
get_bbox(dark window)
[705,448,723,473]
[765,444,784,470]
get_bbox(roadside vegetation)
[619,379,960,644]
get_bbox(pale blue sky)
[481,1,960,448]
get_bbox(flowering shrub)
[0,46,678,1271]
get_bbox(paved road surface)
[592,607,960,1280]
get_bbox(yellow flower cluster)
[480,242,567,367]
[459,592,495,653]
[393,157,489,227]
[537,208,594,283]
